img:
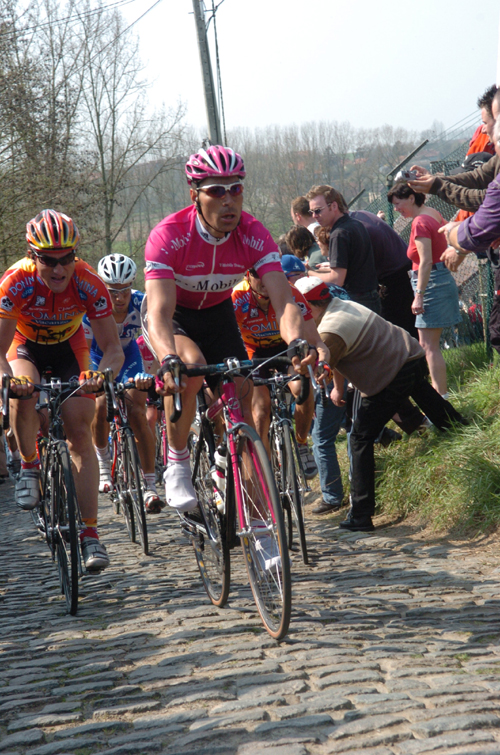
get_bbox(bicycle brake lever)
[307,364,320,396]
[1,373,9,431]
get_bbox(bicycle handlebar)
[1,374,83,430]
[164,355,312,423]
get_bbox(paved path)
[2,477,500,755]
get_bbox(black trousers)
[349,357,464,519]
[379,266,423,433]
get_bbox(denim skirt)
[410,262,461,329]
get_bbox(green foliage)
[374,350,500,535]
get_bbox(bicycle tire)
[53,442,80,615]
[30,437,49,537]
[155,412,167,485]
[112,431,135,542]
[234,424,291,640]
[124,428,149,555]
[269,424,293,551]
[283,424,308,564]
[188,424,230,607]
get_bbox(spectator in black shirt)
[306,185,380,314]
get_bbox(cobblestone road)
[2,477,500,755]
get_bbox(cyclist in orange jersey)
[0,210,123,570]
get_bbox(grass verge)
[373,343,500,535]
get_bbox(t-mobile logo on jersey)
[170,232,191,251]
[243,234,265,252]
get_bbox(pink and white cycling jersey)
[144,205,282,310]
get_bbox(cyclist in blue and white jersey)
[83,254,163,513]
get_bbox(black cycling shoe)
[339,514,375,532]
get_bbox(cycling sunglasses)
[33,251,76,267]
[107,286,132,296]
[197,182,244,199]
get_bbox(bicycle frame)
[205,377,278,535]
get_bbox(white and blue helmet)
[98,254,137,286]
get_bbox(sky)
[121,0,500,137]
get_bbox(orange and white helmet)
[26,209,80,253]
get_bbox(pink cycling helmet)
[185,145,245,184]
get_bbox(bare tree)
[77,2,186,259]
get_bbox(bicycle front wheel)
[188,424,230,607]
[53,442,80,615]
[113,432,135,542]
[124,429,149,555]
[283,425,308,564]
[269,424,293,552]
[234,424,291,640]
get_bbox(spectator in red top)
[387,183,460,397]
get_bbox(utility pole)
[192,0,223,145]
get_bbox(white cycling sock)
[95,445,111,463]
[167,447,190,464]
[144,473,156,490]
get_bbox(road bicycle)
[170,356,292,640]
[103,370,148,555]
[2,374,87,615]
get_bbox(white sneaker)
[144,488,165,514]
[99,459,112,493]
[254,531,281,572]
[163,460,197,512]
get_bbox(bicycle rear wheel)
[53,442,80,615]
[188,424,230,607]
[283,425,308,565]
[234,424,291,640]
[124,428,149,555]
[112,432,135,542]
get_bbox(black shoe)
[378,427,402,447]
[339,514,375,532]
[312,501,342,515]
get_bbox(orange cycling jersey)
[0,258,112,345]
[232,279,313,358]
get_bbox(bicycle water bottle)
[211,443,227,513]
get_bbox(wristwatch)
[416,289,424,295]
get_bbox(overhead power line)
[0,0,140,39]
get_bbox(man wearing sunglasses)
[306,185,380,314]
[0,209,123,570]
[144,145,320,515]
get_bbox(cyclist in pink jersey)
[144,145,323,514]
